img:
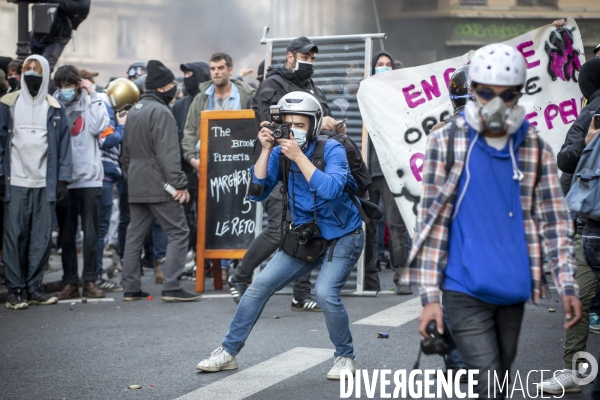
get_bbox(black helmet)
[448,65,473,112]
[133,74,147,95]
[127,61,147,80]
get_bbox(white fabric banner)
[358,17,586,233]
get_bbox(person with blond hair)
[0,55,72,310]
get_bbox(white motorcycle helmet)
[468,43,527,88]
[275,91,323,142]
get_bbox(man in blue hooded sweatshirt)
[404,43,581,398]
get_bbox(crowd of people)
[2,16,600,397]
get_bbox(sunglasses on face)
[474,87,522,103]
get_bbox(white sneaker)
[196,347,238,372]
[537,370,582,394]
[326,356,357,380]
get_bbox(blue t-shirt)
[443,123,532,305]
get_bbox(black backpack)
[312,130,372,196]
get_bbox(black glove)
[0,176,5,197]
[56,181,69,203]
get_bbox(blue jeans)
[97,180,113,276]
[117,177,130,260]
[222,228,364,358]
[151,220,168,261]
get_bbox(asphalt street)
[0,267,598,400]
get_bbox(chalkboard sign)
[195,110,258,292]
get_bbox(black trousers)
[3,187,54,293]
[56,187,102,285]
[444,291,525,399]
[365,176,409,289]
[233,184,312,300]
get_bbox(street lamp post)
[8,0,32,60]
[16,1,31,60]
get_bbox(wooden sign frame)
[195,110,257,293]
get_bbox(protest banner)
[357,17,586,233]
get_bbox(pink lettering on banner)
[410,153,425,182]
[559,99,578,124]
[516,41,541,69]
[402,84,425,108]
[443,68,456,90]
[544,104,560,129]
[524,111,538,127]
[421,76,441,101]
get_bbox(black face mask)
[183,76,199,97]
[293,58,314,82]
[24,75,43,97]
[7,77,19,91]
[156,86,177,105]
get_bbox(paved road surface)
[1,268,598,399]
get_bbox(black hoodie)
[368,51,397,177]
[557,58,600,233]
[173,62,210,174]
[252,64,332,125]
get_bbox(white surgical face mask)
[292,128,308,148]
[375,66,392,75]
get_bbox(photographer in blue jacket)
[196,91,364,380]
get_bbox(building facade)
[378,0,600,67]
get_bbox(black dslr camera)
[420,320,454,355]
[294,221,321,245]
[267,105,292,142]
[266,123,292,140]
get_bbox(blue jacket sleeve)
[249,147,282,202]
[98,102,124,149]
[57,106,73,183]
[308,141,349,200]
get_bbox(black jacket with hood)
[368,51,396,177]
[557,58,600,233]
[252,64,332,125]
[173,62,210,174]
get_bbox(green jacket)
[182,78,255,162]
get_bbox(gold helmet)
[106,78,140,111]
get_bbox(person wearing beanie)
[53,64,110,301]
[120,60,200,302]
[539,57,600,395]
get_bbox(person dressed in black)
[228,37,347,311]
[172,62,210,254]
[30,0,90,72]
[364,50,411,294]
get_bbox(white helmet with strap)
[468,43,527,88]
[274,91,323,142]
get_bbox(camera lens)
[272,129,282,138]
[297,232,308,245]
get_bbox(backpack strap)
[344,187,371,224]
[445,119,457,176]
[312,135,329,171]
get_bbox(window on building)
[403,0,438,10]
[117,16,137,58]
[516,0,557,6]
[460,0,487,5]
